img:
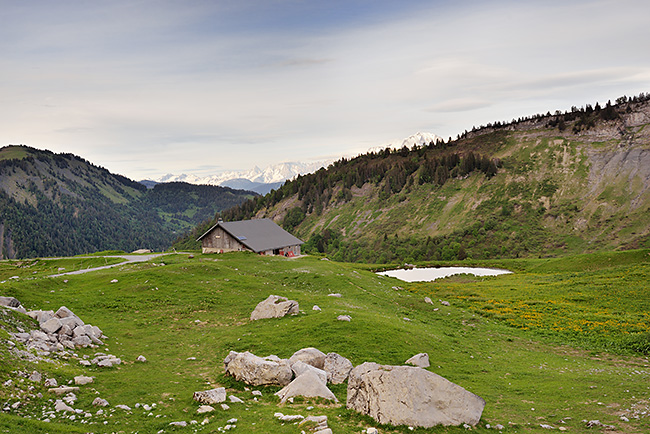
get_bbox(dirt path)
[48,253,174,277]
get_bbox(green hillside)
[0,146,256,259]
[0,250,649,433]
[195,95,650,263]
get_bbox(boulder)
[289,347,327,370]
[0,296,21,308]
[323,352,353,384]
[41,318,62,334]
[55,399,74,412]
[405,353,430,368]
[346,362,485,427]
[337,315,351,322]
[250,295,299,321]
[424,297,433,305]
[224,351,293,386]
[55,306,76,319]
[193,388,226,405]
[275,371,338,404]
[291,360,328,384]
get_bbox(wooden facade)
[197,219,303,256]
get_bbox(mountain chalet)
[197,218,303,256]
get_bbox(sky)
[2,0,650,180]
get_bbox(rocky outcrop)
[250,295,299,321]
[3,298,107,354]
[346,362,485,427]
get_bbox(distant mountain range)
[142,132,444,194]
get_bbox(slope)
[0,146,256,259]
[196,95,650,262]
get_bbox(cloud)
[426,98,493,113]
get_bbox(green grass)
[1,251,649,433]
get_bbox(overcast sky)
[2,0,649,180]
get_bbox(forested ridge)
[0,146,256,259]
[178,93,650,263]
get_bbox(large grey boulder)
[193,387,226,404]
[346,362,485,428]
[323,352,353,384]
[275,371,338,404]
[289,347,327,370]
[224,351,293,386]
[250,295,299,321]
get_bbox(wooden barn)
[197,218,304,256]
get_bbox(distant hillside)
[180,94,650,262]
[0,146,256,259]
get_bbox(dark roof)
[197,218,304,253]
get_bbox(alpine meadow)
[1,94,650,434]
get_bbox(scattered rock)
[115,404,132,411]
[74,375,94,385]
[54,399,74,412]
[275,371,338,404]
[44,378,57,387]
[313,305,321,311]
[424,297,433,304]
[92,397,109,407]
[136,355,147,362]
[49,386,80,395]
[337,315,351,321]
[221,403,230,410]
[328,293,342,297]
[28,371,42,382]
[347,362,485,427]
[197,405,215,414]
[323,352,353,384]
[110,279,118,283]
[229,395,244,403]
[367,428,379,434]
[193,387,227,405]
[224,351,293,386]
[441,300,450,306]
[250,295,299,321]
[170,421,187,427]
[405,353,430,368]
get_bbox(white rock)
[197,405,215,414]
[229,395,244,403]
[193,388,226,405]
[424,297,433,304]
[250,295,299,321]
[275,371,338,404]
[312,305,321,311]
[136,355,147,362]
[337,315,351,321]
[221,403,230,410]
[74,376,94,385]
[405,353,430,368]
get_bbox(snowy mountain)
[146,161,330,194]
[143,132,443,194]
[368,132,444,154]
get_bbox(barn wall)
[201,226,248,253]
